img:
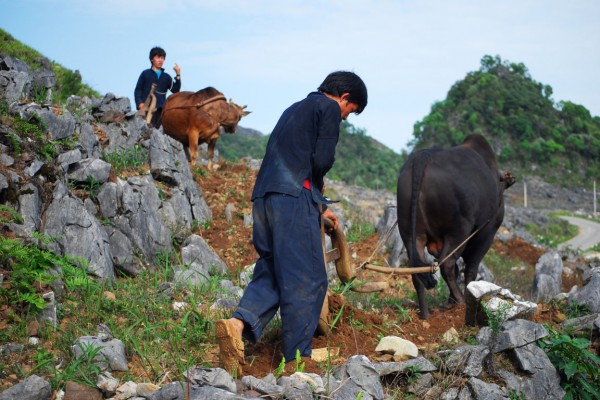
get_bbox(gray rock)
[43,182,115,281]
[57,148,83,172]
[78,123,101,158]
[277,376,314,400]
[560,312,600,336]
[568,267,600,313]
[24,159,44,177]
[29,105,76,140]
[407,372,434,396]
[18,182,42,235]
[532,251,563,302]
[31,67,56,91]
[376,204,404,267]
[149,130,211,227]
[72,335,128,371]
[184,367,237,393]
[374,356,438,376]
[67,157,112,183]
[175,234,228,285]
[329,355,384,400]
[444,345,490,377]
[110,175,173,263]
[241,374,283,398]
[0,374,51,400]
[104,225,141,276]
[92,92,131,116]
[478,319,548,353]
[499,344,565,400]
[0,68,31,102]
[37,291,58,331]
[467,377,508,399]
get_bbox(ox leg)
[207,139,217,170]
[188,130,200,166]
[412,274,429,319]
[462,225,497,292]
[439,256,465,306]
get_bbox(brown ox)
[161,87,250,168]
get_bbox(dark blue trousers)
[233,189,328,362]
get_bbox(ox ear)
[501,171,516,189]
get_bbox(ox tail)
[409,150,438,290]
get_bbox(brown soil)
[193,161,579,378]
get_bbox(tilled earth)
[195,161,577,378]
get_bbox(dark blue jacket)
[134,68,181,109]
[252,92,341,204]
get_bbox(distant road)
[558,216,600,251]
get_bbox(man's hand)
[173,63,181,76]
[323,208,339,231]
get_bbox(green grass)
[0,236,239,391]
[539,327,600,399]
[102,145,149,176]
[524,212,579,248]
[0,28,100,102]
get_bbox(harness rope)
[359,218,491,275]
[162,94,227,114]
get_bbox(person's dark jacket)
[134,68,181,109]
[252,92,341,204]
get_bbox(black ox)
[397,134,515,319]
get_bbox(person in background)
[215,71,368,376]
[134,46,181,128]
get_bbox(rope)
[162,94,226,114]
[358,219,398,270]
[359,218,491,276]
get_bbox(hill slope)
[410,55,600,186]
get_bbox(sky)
[2,0,599,153]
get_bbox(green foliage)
[102,145,148,176]
[524,212,578,248]
[562,301,589,320]
[274,357,286,378]
[218,130,270,160]
[329,122,406,192]
[295,349,306,373]
[346,220,376,243]
[0,28,100,102]
[0,235,93,311]
[539,327,600,399]
[410,54,600,186]
[217,121,406,193]
[56,343,103,388]
[482,301,512,336]
[70,177,103,201]
[404,365,423,386]
[0,205,24,224]
[3,113,77,161]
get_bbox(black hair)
[317,71,368,114]
[149,46,166,60]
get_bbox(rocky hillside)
[2,56,600,399]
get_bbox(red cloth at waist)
[303,179,311,190]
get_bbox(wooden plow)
[136,82,158,125]
[317,217,438,335]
